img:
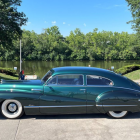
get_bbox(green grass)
[0,73,18,80]
[124,69,140,80]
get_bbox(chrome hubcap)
[8,103,17,112]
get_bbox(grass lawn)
[0,73,18,80]
[124,69,140,80]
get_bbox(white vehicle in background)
[25,75,37,80]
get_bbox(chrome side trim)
[24,105,94,108]
[96,105,102,107]
[109,86,140,92]
[80,89,86,91]
[24,106,39,108]
[43,85,140,93]
[31,89,42,91]
[87,105,94,107]
[96,105,137,107]
[46,85,140,92]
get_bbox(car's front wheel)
[1,99,24,119]
[107,111,128,118]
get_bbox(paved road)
[0,112,140,140]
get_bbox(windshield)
[41,71,52,83]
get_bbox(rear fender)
[96,89,140,113]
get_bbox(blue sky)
[18,0,133,36]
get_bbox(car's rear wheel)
[1,99,24,119]
[107,111,128,118]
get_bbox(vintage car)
[0,66,140,119]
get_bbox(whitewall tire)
[107,111,128,118]
[1,99,24,119]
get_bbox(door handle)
[80,89,86,91]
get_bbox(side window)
[42,71,52,82]
[47,77,57,85]
[58,75,83,85]
[87,75,113,86]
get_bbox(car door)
[85,75,114,113]
[40,74,87,114]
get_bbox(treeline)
[1,26,140,61]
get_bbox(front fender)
[0,92,41,115]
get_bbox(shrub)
[115,64,140,75]
[0,67,17,76]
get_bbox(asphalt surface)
[0,112,140,140]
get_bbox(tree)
[0,0,28,48]
[66,28,86,60]
[0,25,140,61]
[126,0,140,34]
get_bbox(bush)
[115,64,140,75]
[0,67,17,76]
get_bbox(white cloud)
[114,4,125,7]
[115,5,120,7]
[63,22,66,24]
[26,22,31,25]
[84,23,86,27]
[52,21,56,25]
[93,4,126,10]
[68,24,70,26]
[44,21,48,24]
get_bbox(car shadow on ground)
[1,112,140,120]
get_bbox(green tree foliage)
[67,28,86,60]
[0,26,140,61]
[0,0,27,48]
[125,0,140,34]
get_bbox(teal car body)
[1,66,140,118]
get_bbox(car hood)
[0,79,44,85]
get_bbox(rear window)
[87,75,113,86]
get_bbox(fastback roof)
[52,66,110,73]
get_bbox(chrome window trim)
[24,105,94,108]
[46,74,84,86]
[45,85,84,87]
[47,76,58,85]
[46,85,113,87]
[86,75,114,86]
[86,85,113,87]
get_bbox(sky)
[18,0,134,36]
